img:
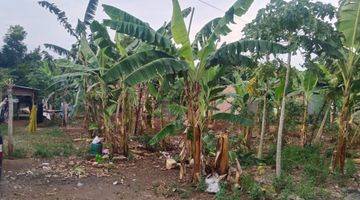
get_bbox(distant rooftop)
[10,85,40,91]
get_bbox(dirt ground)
[0,152,211,200]
[0,120,359,200]
[0,121,212,200]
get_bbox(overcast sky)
[0,0,338,66]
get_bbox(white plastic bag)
[92,136,101,144]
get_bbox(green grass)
[278,145,330,184]
[0,124,7,135]
[196,177,207,192]
[269,145,353,200]
[273,174,294,193]
[45,128,64,137]
[9,147,27,158]
[33,143,75,158]
[277,177,330,200]
[1,123,78,159]
[332,159,358,186]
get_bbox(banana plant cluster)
[43,0,288,182]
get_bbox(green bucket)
[89,143,102,156]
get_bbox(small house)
[0,85,43,122]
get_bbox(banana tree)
[170,0,258,182]
[100,0,248,181]
[101,0,287,181]
[299,70,318,146]
[331,0,360,172]
[312,63,341,144]
[38,0,99,59]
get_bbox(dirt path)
[0,155,211,200]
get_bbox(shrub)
[303,159,329,184]
[333,159,358,186]
[215,182,229,200]
[295,180,317,200]
[95,154,104,163]
[278,178,329,200]
[203,132,217,156]
[230,187,242,199]
[272,174,294,193]
[215,183,243,200]
[263,144,276,165]
[237,151,259,168]
[134,134,158,151]
[284,100,303,132]
[345,159,357,178]
[249,183,265,200]
[241,174,255,191]
[240,174,265,200]
[196,177,207,192]
[282,146,322,168]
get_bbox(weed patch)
[9,147,27,158]
[34,142,75,158]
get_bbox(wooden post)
[7,84,14,156]
[63,101,68,129]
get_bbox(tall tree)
[0,25,27,67]
[243,0,337,177]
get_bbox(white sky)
[0,0,338,67]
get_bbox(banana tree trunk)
[333,88,350,173]
[313,104,330,144]
[215,132,229,175]
[276,52,291,177]
[186,81,202,182]
[193,124,202,181]
[121,91,129,157]
[330,101,335,126]
[113,95,122,154]
[257,89,267,159]
[145,95,154,130]
[84,101,90,136]
[245,126,252,148]
[134,84,144,135]
[300,98,308,147]
[83,77,90,136]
